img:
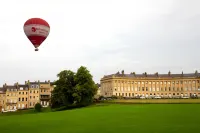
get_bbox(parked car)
[154,96,161,99]
[140,96,146,99]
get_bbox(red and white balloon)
[23,18,50,51]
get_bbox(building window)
[115,93,117,96]
[22,92,24,94]
[19,92,21,95]
[19,98,20,101]
[146,87,148,91]
[30,102,32,106]
[26,98,27,101]
[22,98,24,101]
[142,87,144,91]
[30,91,32,93]
[30,96,32,99]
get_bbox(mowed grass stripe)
[0,104,200,133]
[105,99,200,104]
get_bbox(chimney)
[38,80,40,83]
[48,80,50,83]
[131,72,136,76]
[144,72,147,77]
[195,70,198,75]
[15,82,19,86]
[155,72,158,77]
[4,83,7,87]
[168,71,171,76]
[121,70,124,75]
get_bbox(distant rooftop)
[102,71,200,79]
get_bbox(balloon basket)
[35,48,39,51]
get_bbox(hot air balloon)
[23,18,50,51]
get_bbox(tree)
[35,103,42,112]
[74,66,97,107]
[51,70,76,108]
[51,66,97,109]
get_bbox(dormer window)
[31,85,34,88]
[36,85,39,88]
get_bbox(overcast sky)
[0,0,200,85]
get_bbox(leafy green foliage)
[34,103,42,112]
[51,66,97,109]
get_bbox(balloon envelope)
[23,18,50,51]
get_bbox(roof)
[29,82,39,85]
[96,83,101,88]
[0,87,6,93]
[39,82,50,84]
[102,72,200,79]
[18,84,29,87]
[50,82,55,86]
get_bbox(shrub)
[34,103,42,112]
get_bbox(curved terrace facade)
[100,71,200,98]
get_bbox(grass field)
[0,104,200,133]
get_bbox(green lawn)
[0,104,200,133]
